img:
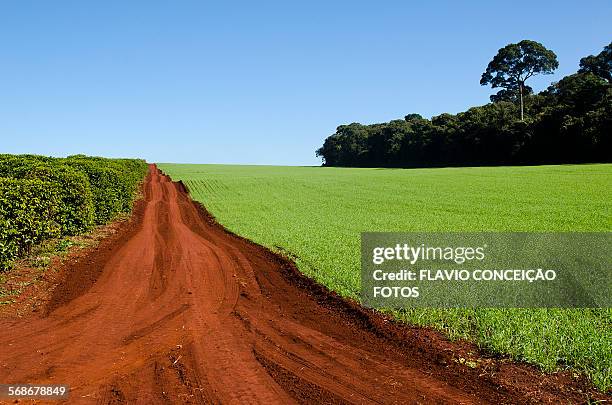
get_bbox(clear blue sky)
[1,1,610,165]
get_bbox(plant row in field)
[0,154,148,270]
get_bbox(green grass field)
[158,163,612,390]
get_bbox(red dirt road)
[0,165,605,404]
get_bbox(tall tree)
[481,40,558,120]
[578,42,612,82]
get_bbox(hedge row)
[0,154,148,270]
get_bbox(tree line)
[316,41,611,167]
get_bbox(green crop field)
[158,163,612,390]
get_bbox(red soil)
[0,165,607,404]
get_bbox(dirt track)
[0,165,605,404]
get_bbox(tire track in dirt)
[0,165,606,404]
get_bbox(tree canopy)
[316,41,610,168]
[579,42,612,82]
[480,40,558,120]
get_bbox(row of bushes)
[0,154,148,270]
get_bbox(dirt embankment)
[0,164,607,404]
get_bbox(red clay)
[0,165,607,404]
